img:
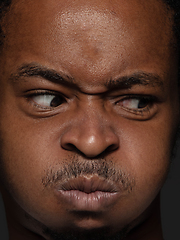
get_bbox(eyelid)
[114,94,158,119]
[25,89,63,95]
[25,89,68,99]
[25,90,67,109]
[116,94,156,104]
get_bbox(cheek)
[0,116,55,210]
[120,118,176,199]
[0,114,174,190]
[103,118,177,226]
[0,100,178,230]
[0,125,69,227]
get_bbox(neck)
[126,194,163,240]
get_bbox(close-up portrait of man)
[0,0,180,239]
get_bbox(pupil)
[138,98,149,108]
[50,96,63,107]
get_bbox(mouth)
[54,175,120,211]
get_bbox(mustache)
[42,158,135,192]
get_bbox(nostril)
[62,143,77,151]
[62,143,86,156]
[60,127,120,158]
[106,144,119,152]
[62,142,119,159]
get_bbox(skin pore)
[0,0,179,239]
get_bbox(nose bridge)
[60,100,119,158]
[78,102,107,137]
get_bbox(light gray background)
[0,142,180,240]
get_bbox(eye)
[118,96,155,112]
[29,91,66,108]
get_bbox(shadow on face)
[0,0,179,239]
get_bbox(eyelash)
[24,90,157,120]
[25,90,67,109]
[115,95,156,114]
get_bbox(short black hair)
[0,0,12,46]
[164,0,180,45]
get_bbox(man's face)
[0,0,179,239]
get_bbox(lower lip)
[56,190,119,211]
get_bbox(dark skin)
[0,0,179,239]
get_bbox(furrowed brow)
[10,64,164,92]
[105,72,164,90]
[10,63,75,86]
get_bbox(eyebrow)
[10,63,164,90]
[105,72,163,90]
[10,63,75,87]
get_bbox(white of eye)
[121,98,140,109]
[32,95,56,107]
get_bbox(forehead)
[1,0,176,87]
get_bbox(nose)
[60,114,119,158]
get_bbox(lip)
[54,176,120,211]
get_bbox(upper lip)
[55,175,119,194]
